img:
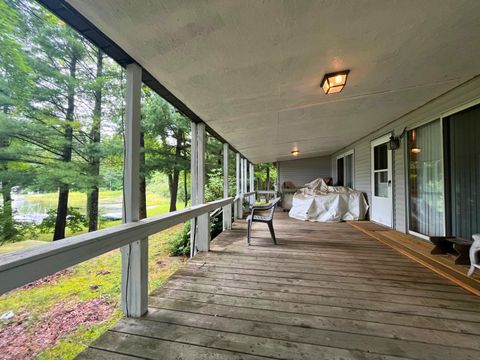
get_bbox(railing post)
[235,153,241,219]
[223,143,232,230]
[121,62,148,318]
[196,123,210,252]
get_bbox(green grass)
[19,191,185,241]
[0,192,188,359]
[0,240,47,254]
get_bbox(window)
[336,151,354,188]
[407,120,445,236]
[373,144,389,197]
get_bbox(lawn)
[0,194,188,359]
[19,191,185,241]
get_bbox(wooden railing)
[0,197,234,295]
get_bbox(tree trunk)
[87,49,103,232]
[53,55,77,241]
[183,169,188,207]
[0,106,14,240]
[266,166,271,200]
[168,170,180,212]
[139,131,147,219]
[266,166,270,190]
[1,179,13,238]
[168,133,183,212]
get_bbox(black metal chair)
[246,197,280,245]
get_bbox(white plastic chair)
[468,234,480,277]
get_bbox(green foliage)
[167,222,190,256]
[37,207,87,234]
[211,213,223,240]
[254,163,277,190]
[205,168,224,202]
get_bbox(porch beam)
[223,143,232,230]
[121,62,148,318]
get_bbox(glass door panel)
[407,120,445,236]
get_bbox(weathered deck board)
[78,211,480,360]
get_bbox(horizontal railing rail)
[0,197,234,295]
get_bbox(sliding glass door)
[446,104,480,240]
[407,120,445,236]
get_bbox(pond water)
[11,194,124,224]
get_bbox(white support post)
[190,122,198,257]
[235,153,241,219]
[196,123,210,252]
[121,63,148,318]
[223,143,232,230]
[243,158,247,194]
[249,162,255,205]
[240,157,244,194]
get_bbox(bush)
[0,206,37,244]
[211,213,223,240]
[167,222,190,256]
[167,215,224,256]
[37,207,88,234]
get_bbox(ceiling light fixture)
[291,149,300,156]
[411,147,422,154]
[321,70,350,94]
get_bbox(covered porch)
[1,1,480,359]
[79,212,480,360]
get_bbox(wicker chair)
[247,197,280,245]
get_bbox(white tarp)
[288,178,368,222]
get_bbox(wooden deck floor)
[78,211,480,360]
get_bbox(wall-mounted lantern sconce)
[321,70,350,94]
[387,128,407,151]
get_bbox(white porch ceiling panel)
[67,0,480,163]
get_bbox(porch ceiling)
[67,0,480,163]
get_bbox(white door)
[371,135,393,227]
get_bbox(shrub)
[167,222,190,256]
[167,215,224,256]
[37,207,88,234]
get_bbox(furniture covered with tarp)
[288,178,368,222]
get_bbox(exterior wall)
[278,156,331,188]
[330,76,480,233]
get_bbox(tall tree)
[0,0,34,240]
[143,90,190,212]
[86,49,103,231]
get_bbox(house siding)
[278,156,331,188]
[330,76,480,233]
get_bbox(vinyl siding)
[330,76,480,233]
[278,156,331,188]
